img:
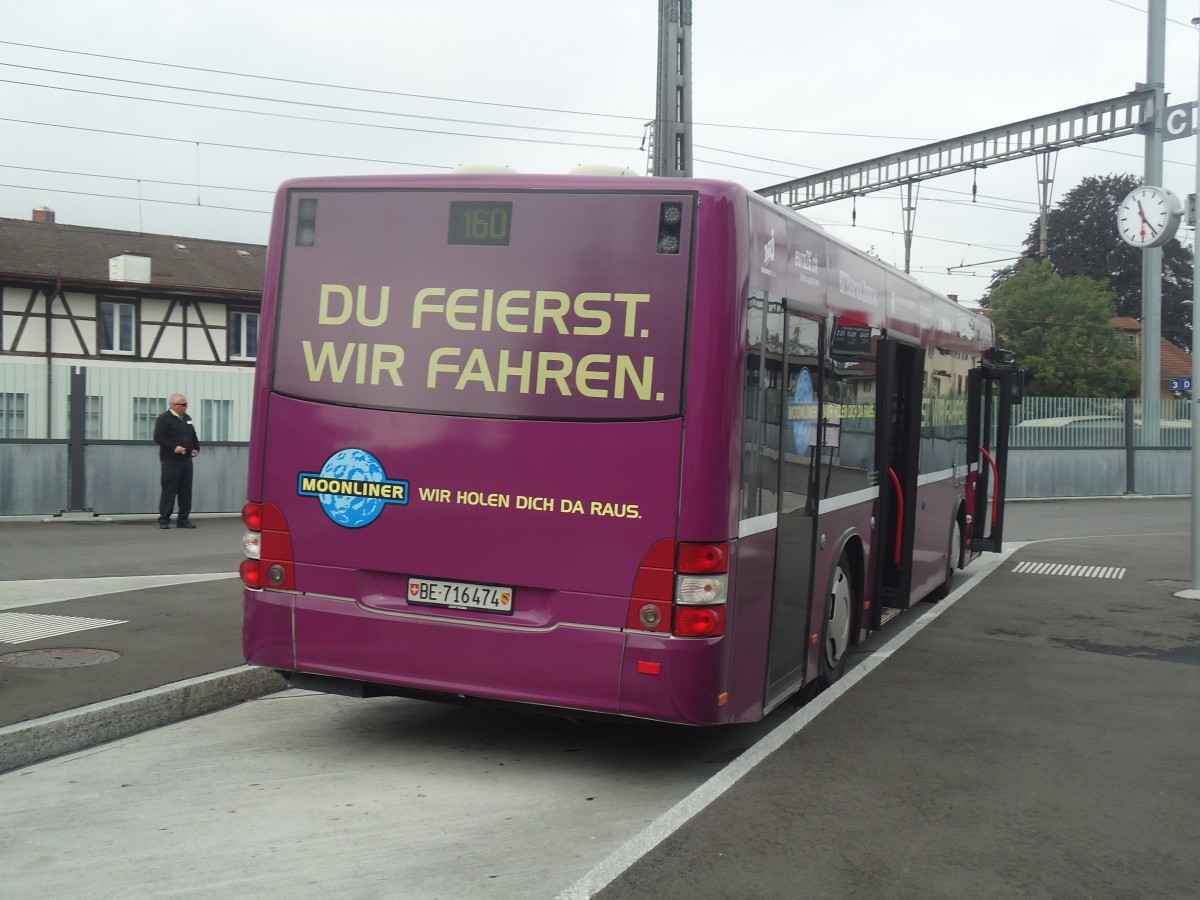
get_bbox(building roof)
[1110,316,1192,379]
[0,213,265,294]
[1159,336,1192,378]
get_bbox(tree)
[985,173,1193,350]
[987,259,1139,396]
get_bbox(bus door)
[967,365,1019,552]
[871,336,923,625]
[765,310,824,702]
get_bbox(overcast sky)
[3,0,1199,305]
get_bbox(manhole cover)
[0,648,121,668]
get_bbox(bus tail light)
[674,605,726,637]
[674,541,728,637]
[626,540,729,637]
[240,501,296,591]
[677,542,728,574]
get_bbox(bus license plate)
[408,578,514,614]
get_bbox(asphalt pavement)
[0,515,283,772]
[585,498,1200,899]
[1,499,1198,899]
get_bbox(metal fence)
[0,378,1195,514]
[1009,396,1191,449]
[0,360,255,442]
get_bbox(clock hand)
[1135,201,1159,235]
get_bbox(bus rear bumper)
[243,590,733,725]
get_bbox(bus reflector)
[637,660,662,675]
[674,606,725,637]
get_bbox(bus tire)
[928,516,963,603]
[819,555,855,687]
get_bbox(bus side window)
[822,332,879,499]
[741,292,783,518]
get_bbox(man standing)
[154,393,201,529]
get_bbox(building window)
[99,301,136,354]
[134,396,167,440]
[229,310,259,361]
[67,394,104,438]
[201,399,231,441]
[85,395,103,439]
[0,392,28,438]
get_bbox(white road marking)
[1012,561,1126,579]
[0,573,237,611]
[556,547,1017,900]
[0,612,128,644]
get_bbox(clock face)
[1117,186,1182,248]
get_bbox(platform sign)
[1164,102,1197,142]
[1169,376,1192,392]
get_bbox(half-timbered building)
[0,208,264,516]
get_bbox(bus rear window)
[271,189,694,420]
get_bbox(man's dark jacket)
[154,410,200,461]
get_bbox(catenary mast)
[651,0,692,177]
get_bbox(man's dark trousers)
[159,458,194,526]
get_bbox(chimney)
[109,254,152,284]
[32,207,56,224]
[947,294,959,304]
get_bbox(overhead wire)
[0,63,638,140]
[0,38,1099,268]
[0,77,640,151]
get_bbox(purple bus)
[241,173,1018,725]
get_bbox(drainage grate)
[0,612,127,644]
[1012,562,1126,579]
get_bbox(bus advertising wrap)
[272,189,694,420]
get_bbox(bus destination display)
[448,201,513,246]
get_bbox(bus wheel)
[946,518,962,591]
[927,518,962,603]
[820,557,854,687]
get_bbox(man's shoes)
[159,523,170,529]
[176,521,197,529]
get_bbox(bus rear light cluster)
[626,539,729,638]
[240,501,296,591]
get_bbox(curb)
[0,665,287,775]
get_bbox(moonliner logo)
[298,448,409,528]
